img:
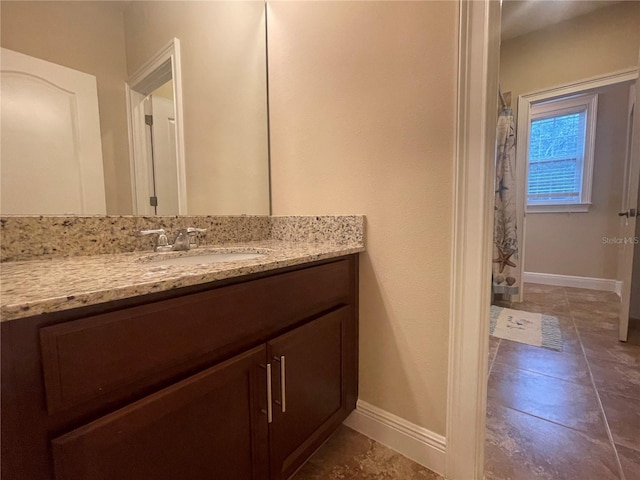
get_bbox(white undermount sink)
[149,252,266,266]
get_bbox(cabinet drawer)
[40,259,350,413]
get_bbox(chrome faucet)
[141,227,207,252]
[172,228,207,251]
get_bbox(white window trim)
[525,92,598,213]
[527,203,591,214]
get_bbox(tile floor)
[290,282,640,480]
[487,283,640,480]
[290,425,443,480]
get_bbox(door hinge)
[149,196,158,207]
[145,114,153,126]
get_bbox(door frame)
[450,1,640,477]
[446,1,500,479]
[126,38,187,215]
[513,68,639,304]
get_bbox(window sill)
[527,203,591,214]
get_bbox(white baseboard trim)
[523,272,622,297]
[343,400,446,477]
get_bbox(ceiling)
[501,0,623,41]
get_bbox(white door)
[617,81,640,342]
[150,95,179,216]
[0,48,106,214]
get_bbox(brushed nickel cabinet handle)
[273,355,287,413]
[280,355,286,413]
[266,363,273,424]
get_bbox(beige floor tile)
[511,299,570,316]
[485,404,619,480]
[488,285,637,480]
[520,290,569,305]
[569,300,620,321]
[589,356,640,399]
[564,287,621,304]
[616,444,640,480]
[290,426,442,480]
[493,339,592,385]
[523,283,565,295]
[572,314,620,338]
[488,363,609,439]
[599,391,640,452]
[581,332,640,367]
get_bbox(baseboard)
[523,272,622,297]
[343,400,446,477]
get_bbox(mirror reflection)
[0,1,270,216]
[143,78,181,216]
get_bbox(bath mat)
[490,306,562,351]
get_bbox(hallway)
[487,283,640,479]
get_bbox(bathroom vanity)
[1,225,363,480]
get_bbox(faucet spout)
[171,227,207,251]
[172,230,191,251]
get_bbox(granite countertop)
[0,240,365,322]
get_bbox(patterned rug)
[490,306,562,351]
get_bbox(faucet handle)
[140,229,170,250]
[184,227,207,234]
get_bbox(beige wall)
[500,2,640,279]
[1,1,132,214]
[500,1,640,115]
[123,1,269,215]
[268,1,457,434]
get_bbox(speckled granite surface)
[0,215,365,322]
[270,215,365,244]
[0,215,366,262]
[0,216,271,262]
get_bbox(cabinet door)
[268,307,349,479]
[51,346,269,480]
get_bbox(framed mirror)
[0,1,270,216]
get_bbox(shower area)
[492,89,520,303]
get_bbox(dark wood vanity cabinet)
[1,255,359,480]
[268,307,348,480]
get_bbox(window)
[526,93,598,213]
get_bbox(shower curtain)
[493,107,520,296]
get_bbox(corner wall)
[268,0,458,437]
